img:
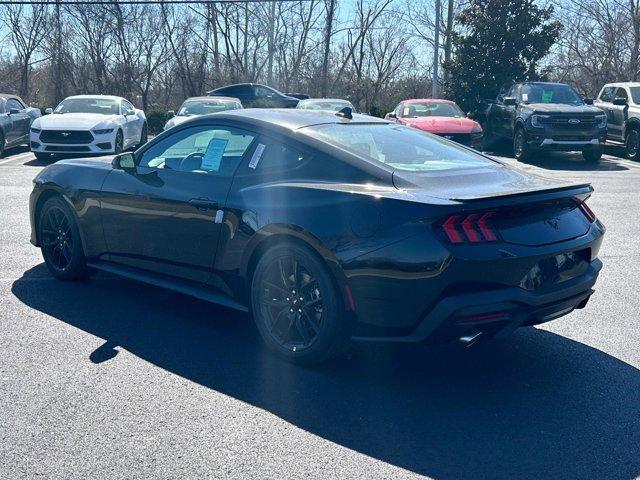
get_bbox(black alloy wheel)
[513,128,530,161]
[39,197,90,280]
[114,130,124,154]
[626,128,639,161]
[251,243,350,363]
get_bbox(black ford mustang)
[29,109,605,363]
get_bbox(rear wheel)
[250,243,350,364]
[625,127,639,161]
[39,196,91,280]
[582,147,602,163]
[513,127,533,161]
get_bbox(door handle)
[189,198,218,211]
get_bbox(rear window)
[303,124,496,172]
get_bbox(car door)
[609,87,629,139]
[488,85,512,138]
[120,99,140,148]
[5,98,30,146]
[595,85,616,137]
[99,123,256,283]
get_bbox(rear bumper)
[352,258,601,343]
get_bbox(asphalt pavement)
[1,145,639,479]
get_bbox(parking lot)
[1,146,639,479]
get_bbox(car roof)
[403,98,456,104]
[601,82,640,88]
[185,96,240,102]
[177,108,388,132]
[299,98,351,103]
[64,94,124,101]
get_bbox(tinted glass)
[6,98,23,111]
[298,100,353,112]
[402,102,463,118]
[305,124,496,172]
[178,100,240,115]
[55,98,119,115]
[250,142,306,171]
[615,87,628,100]
[520,84,583,105]
[599,86,615,102]
[630,87,640,104]
[121,100,134,113]
[139,125,255,174]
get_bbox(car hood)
[402,116,480,133]
[164,115,192,130]
[524,103,602,115]
[33,113,120,130]
[393,161,588,202]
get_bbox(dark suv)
[208,83,300,108]
[483,82,607,162]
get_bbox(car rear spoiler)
[449,183,593,203]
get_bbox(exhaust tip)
[458,331,483,348]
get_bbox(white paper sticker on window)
[522,93,528,102]
[201,138,228,172]
[249,143,266,169]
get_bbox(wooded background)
[0,0,639,119]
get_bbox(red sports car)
[385,99,483,148]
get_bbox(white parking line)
[0,152,34,165]
[612,158,640,169]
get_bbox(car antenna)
[335,106,353,120]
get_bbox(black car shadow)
[484,142,632,172]
[11,264,640,480]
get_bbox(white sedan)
[30,95,147,159]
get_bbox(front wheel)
[250,243,350,364]
[513,128,533,161]
[39,196,91,280]
[114,130,123,154]
[625,128,639,161]
[582,147,602,163]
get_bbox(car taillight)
[575,198,596,222]
[440,212,500,244]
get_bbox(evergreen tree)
[444,0,561,113]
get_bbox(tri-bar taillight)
[440,211,499,244]
[576,199,596,222]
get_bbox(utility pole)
[444,0,453,83]
[432,0,441,98]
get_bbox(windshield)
[630,87,640,104]
[305,124,496,172]
[299,100,353,112]
[178,100,240,116]
[520,84,583,106]
[403,102,463,118]
[54,98,119,115]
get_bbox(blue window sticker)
[201,138,228,172]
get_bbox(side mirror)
[124,109,135,116]
[386,112,397,120]
[503,97,517,106]
[165,110,175,120]
[583,98,594,105]
[112,152,135,170]
[613,97,628,106]
[9,108,20,115]
[45,107,53,115]
[466,111,474,118]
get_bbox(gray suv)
[594,82,640,160]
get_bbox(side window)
[246,141,306,172]
[121,100,134,113]
[395,103,403,117]
[139,125,255,175]
[616,87,628,100]
[6,98,24,111]
[497,84,512,103]
[599,86,615,103]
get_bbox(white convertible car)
[30,95,147,159]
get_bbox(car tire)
[250,242,350,364]
[39,196,92,281]
[34,152,51,161]
[625,127,639,161]
[139,123,148,148]
[513,127,532,161]
[114,130,124,154]
[582,147,602,163]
